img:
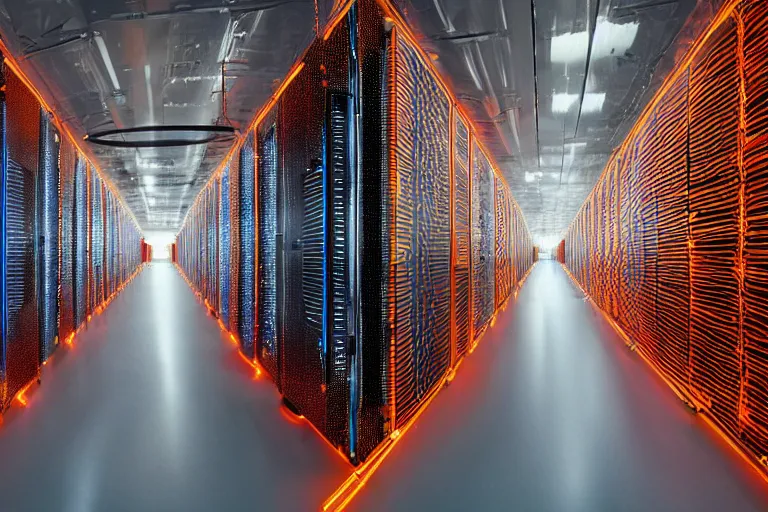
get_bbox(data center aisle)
[351,261,768,512]
[0,263,349,512]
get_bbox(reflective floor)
[351,261,768,511]
[0,262,766,511]
[0,263,348,512]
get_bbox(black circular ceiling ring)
[84,125,237,148]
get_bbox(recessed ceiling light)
[552,93,578,113]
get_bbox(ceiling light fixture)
[581,93,606,113]
[550,19,639,64]
[552,93,578,113]
[94,33,121,93]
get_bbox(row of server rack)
[563,0,768,478]
[0,59,144,411]
[176,0,535,464]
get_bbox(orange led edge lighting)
[323,0,355,41]
[322,372,448,512]
[13,379,36,407]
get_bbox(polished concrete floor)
[0,262,766,511]
[0,263,349,512]
[351,261,768,512]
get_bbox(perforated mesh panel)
[453,114,471,360]
[357,0,390,461]
[495,177,512,307]
[5,157,39,406]
[257,113,279,380]
[229,154,240,336]
[39,111,59,360]
[209,180,219,313]
[278,17,350,446]
[219,163,231,326]
[238,133,256,357]
[5,70,41,405]
[90,172,105,311]
[59,137,77,343]
[74,158,88,327]
[392,34,451,429]
[471,146,495,340]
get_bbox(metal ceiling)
[0,0,341,230]
[0,0,723,240]
[395,0,724,244]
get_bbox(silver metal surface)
[0,0,341,230]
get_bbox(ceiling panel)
[393,0,725,244]
[0,0,339,230]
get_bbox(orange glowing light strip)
[13,379,36,407]
[0,42,143,234]
[322,373,447,512]
[323,0,355,41]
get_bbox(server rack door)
[5,158,39,407]
[59,139,77,345]
[38,111,60,361]
[453,114,471,361]
[219,163,231,326]
[74,158,88,328]
[238,134,256,358]
[5,70,42,407]
[277,17,353,456]
[256,112,280,382]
